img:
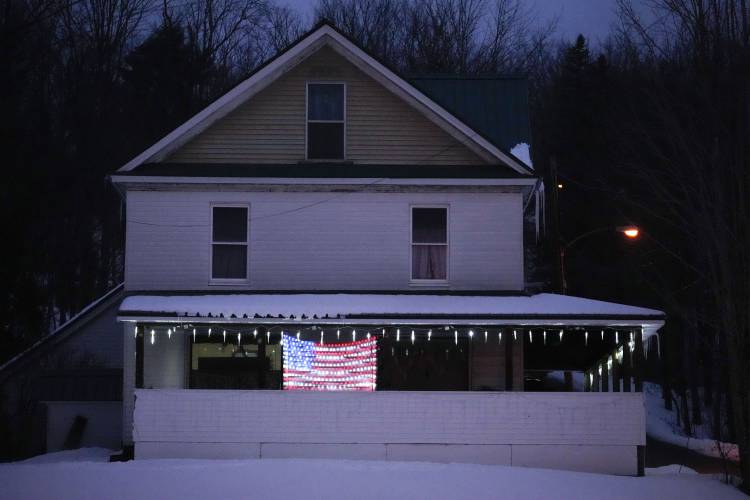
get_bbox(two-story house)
[1,21,665,474]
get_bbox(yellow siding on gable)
[167,46,488,165]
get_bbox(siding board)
[167,46,487,166]
[124,190,523,291]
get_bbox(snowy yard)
[0,448,745,500]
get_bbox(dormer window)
[307,83,345,160]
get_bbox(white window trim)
[409,205,450,285]
[305,81,346,161]
[209,203,250,285]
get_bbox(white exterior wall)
[124,189,524,291]
[133,390,645,475]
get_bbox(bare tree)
[615,0,750,488]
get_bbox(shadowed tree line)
[2,0,749,487]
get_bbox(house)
[1,21,665,475]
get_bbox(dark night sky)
[280,0,649,45]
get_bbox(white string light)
[193,328,196,342]
[352,329,357,341]
[297,330,301,340]
[411,330,415,344]
[528,330,532,343]
[208,328,212,337]
[223,330,226,342]
[469,330,474,341]
[321,331,324,344]
[454,330,458,345]
[237,333,241,345]
[337,329,340,340]
[513,329,517,340]
[134,326,138,338]
[543,330,547,345]
[585,330,588,346]
[601,330,604,340]
[484,330,488,343]
[253,329,257,339]
[616,331,619,344]
[498,331,502,343]
[267,331,270,343]
[150,329,155,345]
[366,331,371,340]
[428,329,432,341]
[559,330,563,341]
[397,329,400,342]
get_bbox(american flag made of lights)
[281,334,377,391]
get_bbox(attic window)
[307,83,345,160]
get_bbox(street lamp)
[560,226,640,295]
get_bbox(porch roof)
[118,292,664,333]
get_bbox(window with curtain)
[211,206,248,280]
[411,207,448,280]
[307,83,345,159]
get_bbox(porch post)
[621,342,632,392]
[504,328,513,390]
[600,359,609,392]
[610,349,621,392]
[583,370,591,392]
[122,322,138,448]
[592,368,600,392]
[634,329,645,392]
[512,330,524,391]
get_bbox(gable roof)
[411,76,531,152]
[117,21,533,176]
[0,284,124,383]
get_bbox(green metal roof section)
[410,76,531,152]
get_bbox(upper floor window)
[211,206,248,281]
[307,83,345,160]
[411,207,448,281]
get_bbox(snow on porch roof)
[118,293,664,328]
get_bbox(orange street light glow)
[557,183,563,189]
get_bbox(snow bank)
[511,143,533,169]
[120,293,663,321]
[0,457,744,500]
[645,382,739,461]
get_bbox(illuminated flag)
[281,334,377,391]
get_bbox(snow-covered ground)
[644,382,739,461]
[0,449,744,500]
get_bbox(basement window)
[307,83,345,160]
[211,206,248,281]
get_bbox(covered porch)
[118,292,664,475]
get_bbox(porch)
[118,292,664,475]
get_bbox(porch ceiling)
[118,292,664,334]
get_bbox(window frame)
[209,203,250,284]
[409,205,450,285]
[305,81,347,161]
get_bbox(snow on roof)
[510,143,533,169]
[119,293,663,323]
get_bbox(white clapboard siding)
[167,46,486,165]
[124,190,524,291]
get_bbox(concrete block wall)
[133,389,645,475]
